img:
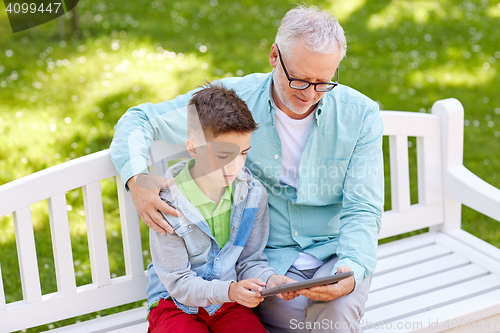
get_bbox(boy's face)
[188,131,252,187]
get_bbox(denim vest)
[147,160,268,315]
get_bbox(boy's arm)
[235,186,276,283]
[149,228,232,307]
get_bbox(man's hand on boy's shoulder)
[127,173,181,235]
[228,278,266,308]
[266,274,300,301]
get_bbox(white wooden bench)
[0,98,499,333]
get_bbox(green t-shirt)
[174,159,234,249]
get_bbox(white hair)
[275,5,347,59]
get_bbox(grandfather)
[110,5,383,333]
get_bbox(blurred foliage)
[0,0,499,331]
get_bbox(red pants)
[147,298,267,333]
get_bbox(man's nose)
[302,85,316,100]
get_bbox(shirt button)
[216,257,219,261]
[239,196,244,200]
[188,225,193,229]
[274,155,279,159]
[294,231,299,236]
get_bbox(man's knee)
[307,295,362,322]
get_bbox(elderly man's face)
[270,41,340,119]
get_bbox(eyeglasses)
[276,44,339,92]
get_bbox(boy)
[146,83,294,332]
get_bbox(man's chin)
[288,104,311,115]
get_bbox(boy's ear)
[186,139,197,158]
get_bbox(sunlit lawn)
[1,0,499,331]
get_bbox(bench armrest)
[444,165,500,221]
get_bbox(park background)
[1,0,499,331]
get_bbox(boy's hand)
[228,278,266,308]
[127,174,181,235]
[266,274,300,300]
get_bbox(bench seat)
[50,307,148,333]
[365,230,500,332]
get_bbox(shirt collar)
[175,158,233,207]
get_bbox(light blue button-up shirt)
[110,72,384,290]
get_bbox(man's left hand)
[298,265,355,301]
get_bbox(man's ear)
[186,139,197,158]
[269,44,279,68]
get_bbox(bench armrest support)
[445,166,500,222]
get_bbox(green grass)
[1,0,499,331]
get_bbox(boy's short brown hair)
[187,82,258,142]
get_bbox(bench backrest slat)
[0,265,5,310]
[48,193,77,295]
[382,111,440,137]
[117,175,145,279]
[380,205,444,239]
[389,134,411,213]
[13,206,42,304]
[416,136,443,206]
[83,182,111,287]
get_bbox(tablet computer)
[261,271,354,297]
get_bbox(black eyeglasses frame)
[276,44,339,92]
